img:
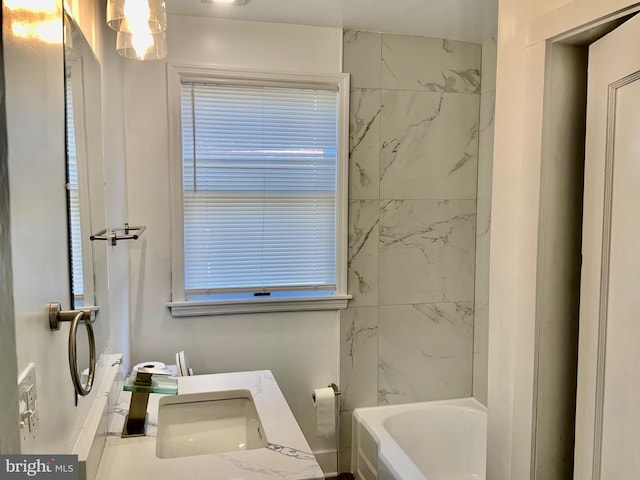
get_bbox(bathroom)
[2,0,640,479]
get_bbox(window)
[167,67,350,316]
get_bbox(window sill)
[166,295,352,317]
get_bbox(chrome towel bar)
[90,223,146,246]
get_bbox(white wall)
[3,0,93,452]
[66,0,102,58]
[3,1,78,453]
[99,10,131,372]
[1,0,129,454]
[124,15,342,463]
[489,0,640,478]
[532,0,574,18]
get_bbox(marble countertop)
[95,370,323,480]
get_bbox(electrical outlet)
[18,363,38,446]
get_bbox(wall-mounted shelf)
[90,223,146,246]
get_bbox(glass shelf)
[123,375,178,395]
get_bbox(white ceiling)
[165,0,498,43]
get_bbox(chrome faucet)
[121,367,174,438]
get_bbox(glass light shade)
[107,0,167,33]
[116,31,166,61]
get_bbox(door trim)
[530,13,640,480]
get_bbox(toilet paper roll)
[312,387,336,438]
[132,361,167,375]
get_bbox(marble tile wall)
[340,30,483,472]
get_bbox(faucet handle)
[134,367,171,386]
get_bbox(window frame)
[166,64,350,317]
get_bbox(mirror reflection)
[64,10,105,310]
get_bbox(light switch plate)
[18,363,39,446]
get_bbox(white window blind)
[66,73,83,300]
[180,81,339,296]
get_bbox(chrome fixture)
[90,223,146,246]
[122,368,177,438]
[48,303,96,396]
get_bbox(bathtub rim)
[352,397,487,480]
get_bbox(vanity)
[95,370,324,480]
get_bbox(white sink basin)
[156,389,267,459]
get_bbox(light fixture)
[201,0,250,6]
[107,0,167,33]
[116,31,167,61]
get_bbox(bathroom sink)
[155,389,267,459]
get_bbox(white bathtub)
[351,398,486,480]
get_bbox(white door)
[575,13,640,480]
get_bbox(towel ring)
[48,303,96,397]
[69,311,96,396]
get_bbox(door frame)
[531,4,640,480]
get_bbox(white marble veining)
[380,91,480,199]
[340,306,378,411]
[340,30,485,471]
[378,303,474,405]
[343,31,382,89]
[348,200,379,306]
[382,35,481,93]
[96,371,323,480]
[379,199,476,305]
[349,89,381,200]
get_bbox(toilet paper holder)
[313,383,341,403]
[312,383,341,475]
